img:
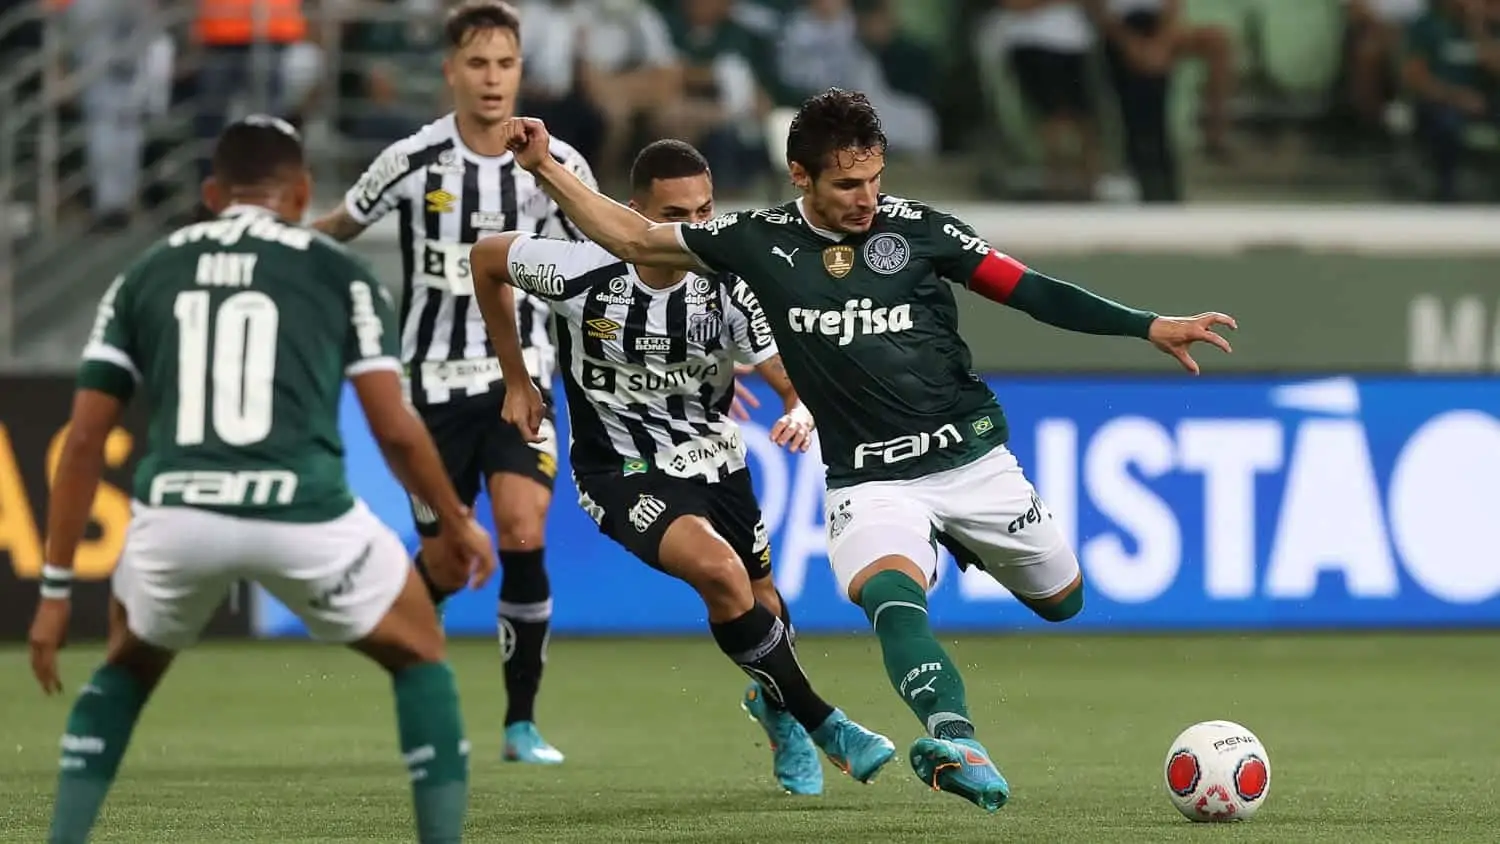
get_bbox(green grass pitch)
[2,632,1496,842]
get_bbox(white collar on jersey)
[795,197,846,242]
[445,113,515,163]
[220,204,277,218]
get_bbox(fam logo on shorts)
[863,233,910,275]
[628,494,668,532]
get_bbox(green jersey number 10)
[173,290,279,446]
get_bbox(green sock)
[48,664,147,844]
[858,570,975,741]
[394,662,469,844]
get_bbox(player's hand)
[1148,312,1237,375]
[501,117,551,171]
[502,379,547,444]
[28,597,70,696]
[441,514,497,590]
[770,405,815,453]
[728,364,759,421]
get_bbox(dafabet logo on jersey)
[822,245,854,278]
[425,189,456,214]
[585,318,621,340]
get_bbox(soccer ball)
[1163,720,1271,822]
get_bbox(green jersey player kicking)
[27,118,494,844]
[492,90,1236,813]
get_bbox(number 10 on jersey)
[173,290,279,446]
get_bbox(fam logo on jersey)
[863,233,910,275]
[822,245,854,278]
[687,311,723,345]
[585,318,620,340]
[628,494,668,532]
[594,276,634,306]
[425,189,456,214]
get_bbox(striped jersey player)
[311,1,584,765]
[471,139,899,798]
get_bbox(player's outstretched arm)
[756,355,815,453]
[469,233,547,441]
[30,388,125,694]
[960,247,1236,375]
[502,118,701,271]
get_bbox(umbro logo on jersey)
[586,318,620,340]
[771,246,798,267]
[425,189,455,214]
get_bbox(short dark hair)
[785,88,887,179]
[445,0,521,50]
[211,115,304,188]
[630,139,711,196]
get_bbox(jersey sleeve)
[77,271,141,400]
[674,212,754,274]
[344,139,422,226]
[724,276,778,366]
[924,206,1029,300]
[333,249,401,377]
[506,234,616,302]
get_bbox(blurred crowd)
[4,0,1500,234]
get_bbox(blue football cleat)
[502,721,564,765]
[909,736,1010,813]
[741,683,823,795]
[808,710,896,783]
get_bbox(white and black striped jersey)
[506,234,778,482]
[342,113,596,407]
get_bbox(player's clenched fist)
[502,117,551,170]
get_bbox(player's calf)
[353,569,469,844]
[489,472,559,758]
[47,600,172,844]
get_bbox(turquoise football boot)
[741,683,823,795]
[909,736,1009,813]
[808,710,896,783]
[502,721,564,765]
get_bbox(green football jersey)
[677,195,1007,487]
[77,205,400,522]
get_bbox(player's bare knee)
[659,517,752,616]
[496,517,546,551]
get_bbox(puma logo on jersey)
[787,299,914,346]
[771,246,798,267]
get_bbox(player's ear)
[201,177,226,215]
[289,169,313,221]
[787,161,812,193]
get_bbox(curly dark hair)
[444,0,521,50]
[785,88,888,179]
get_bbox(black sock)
[710,602,834,732]
[763,589,796,711]
[414,552,460,606]
[498,548,551,726]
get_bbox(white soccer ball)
[1163,720,1271,822]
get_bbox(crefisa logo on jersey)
[863,233,910,275]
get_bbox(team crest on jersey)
[586,318,621,340]
[687,310,724,345]
[863,233,910,275]
[425,189,455,214]
[432,148,465,174]
[823,245,854,278]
